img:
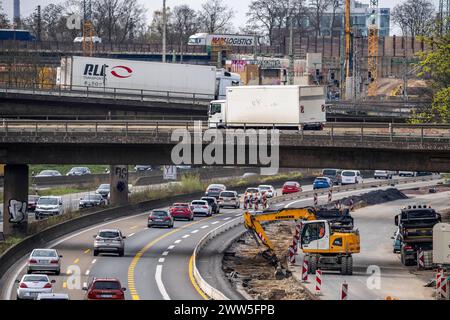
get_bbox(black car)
[96,184,110,199]
[205,184,226,199]
[201,197,219,214]
[79,194,106,209]
[416,172,433,176]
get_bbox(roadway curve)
[1,176,443,300]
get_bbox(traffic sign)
[163,166,177,180]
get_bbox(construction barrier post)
[301,259,308,282]
[315,269,322,295]
[313,193,318,207]
[328,189,332,203]
[436,269,442,300]
[417,249,425,269]
[341,282,348,300]
[439,270,448,299]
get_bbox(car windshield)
[209,103,222,116]
[98,231,120,238]
[322,169,337,176]
[221,192,236,197]
[258,186,271,190]
[152,211,168,217]
[84,194,102,200]
[315,177,328,181]
[246,188,259,193]
[208,184,224,189]
[29,195,40,201]
[202,198,215,204]
[24,275,48,282]
[174,204,188,208]
[32,250,57,258]
[71,167,84,172]
[39,170,56,175]
[38,198,58,205]
[192,201,206,205]
[93,281,121,290]
[98,184,110,190]
[284,182,297,186]
[342,171,356,177]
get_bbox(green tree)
[413,30,450,123]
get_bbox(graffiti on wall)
[8,199,27,224]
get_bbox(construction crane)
[367,0,379,97]
[243,207,360,279]
[82,0,94,57]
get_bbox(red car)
[169,203,194,221]
[282,181,302,195]
[84,278,126,300]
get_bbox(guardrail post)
[86,86,89,98]
[193,93,196,105]
[141,89,144,102]
[65,122,68,136]
[389,123,393,142]
[156,121,159,135]
[95,122,98,137]
[114,88,117,100]
[5,121,8,136]
[300,125,304,140]
[35,123,38,137]
[125,122,128,137]
[167,92,170,103]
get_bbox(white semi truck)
[208,85,327,130]
[57,56,241,100]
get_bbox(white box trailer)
[58,56,240,99]
[433,223,450,265]
[208,85,326,129]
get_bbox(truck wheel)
[309,256,318,274]
[346,256,353,275]
[341,256,348,275]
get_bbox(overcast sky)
[2,0,442,35]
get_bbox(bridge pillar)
[109,165,129,207]
[2,164,29,236]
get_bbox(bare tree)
[329,0,342,36]
[149,7,173,42]
[0,0,10,28]
[392,0,435,37]
[308,0,333,37]
[198,0,235,33]
[246,0,280,45]
[171,5,199,51]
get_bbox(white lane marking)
[201,225,209,229]
[83,282,87,289]
[155,265,171,300]
[167,245,175,250]
[182,234,190,239]
[162,251,169,256]
[174,240,182,244]
[223,217,231,221]
[158,258,165,263]
[128,233,135,237]
[211,221,219,225]
[235,214,241,217]
[191,229,199,234]
[91,259,97,264]
[85,270,90,276]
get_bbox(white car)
[190,200,212,217]
[399,171,416,177]
[258,185,276,198]
[218,191,240,209]
[34,196,64,220]
[340,170,363,185]
[73,36,102,43]
[16,274,55,300]
[35,170,62,177]
[374,170,394,179]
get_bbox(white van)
[73,36,102,43]
[34,196,64,220]
[341,170,363,185]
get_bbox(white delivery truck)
[57,56,241,100]
[208,85,326,129]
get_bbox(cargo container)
[208,85,326,129]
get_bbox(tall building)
[319,0,390,37]
[13,0,21,28]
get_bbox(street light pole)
[162,0,167,63]
[288,0,294,85]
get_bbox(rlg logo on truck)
[111,65,133,78]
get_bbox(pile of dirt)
[402,185,450,195]
[334,188,408,210]
[223,222,311,300]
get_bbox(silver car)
[218,191,240,209]
[16,274,55,300]
[27,249,62,275]
[93,229,126,257]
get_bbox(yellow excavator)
[243,207,360,279]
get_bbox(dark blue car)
[313,177,332,190]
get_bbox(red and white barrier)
[341,282,348,300]
[301,259,308,282]
[315,270,322,295]
[328,189,333,203]
[243,196,248,210]
[437,269,448,300]
[289,223,302,265]
[436,270,442,299]
[417,250,425,269]
[349,198,354,211]
[288,245,296,264]
[313,193,318,207]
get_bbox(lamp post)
[162,0,167,63]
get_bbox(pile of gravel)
[337,188,408,207]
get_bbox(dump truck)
[395,204,442,266]
[208,85,327,130]
[243,207,360,278]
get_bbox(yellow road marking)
[130,225,138,230]
[66,270,72,275]
[128,216,215,300]
[84,249,91,254]
[63,282,67,289]
[189,254,209,300]
[74,258,79,264]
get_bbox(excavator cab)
[300,220,331,251]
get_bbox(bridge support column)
[109,165,129,207]
[2,164,29,236]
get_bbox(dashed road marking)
[73,258,79,264]
[212,221,219,225]
[235,214,241,217]
[83,282,87,289]
[128,233,135,237]
[91,259,97,264]
[84,249,91,254]
[130,225,138,230]
[167,245,175,250]
[174,240,182,244]
[201,225,209,229]
[85,270,90,276]
[191,229,199,234]
[158,258,165,263]
[162,251,169,256]
[182,234,190,239]
[223,217,231,221]
[155,265,170,300]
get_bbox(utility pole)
[288,0,294,85]
[36,5,41,42]
[162,0,167,63]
